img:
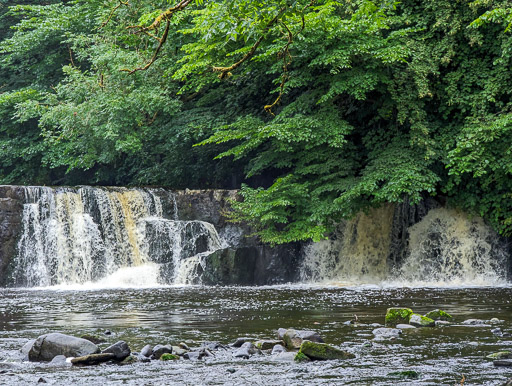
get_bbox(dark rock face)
[388,197,440,268]
[0,186,24,287]
[27,333,100,361]
[198,247,300,286]
[175,190,302,285]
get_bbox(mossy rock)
[294,352,311,363]
[486,351,511,360]
[385,308,413,327]
[409,313,435,327]
[298,341,355,361]
[424,309,453,321]
[387,370,419,379]
[160,353,179,361]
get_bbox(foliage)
[1,0,512,242]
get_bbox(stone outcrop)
[0,186,24,286]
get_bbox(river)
[0,285,511,385]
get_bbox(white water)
[12,186,223,287]
[10,186,510,288]
[300,206,509,287]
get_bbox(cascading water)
[300,206,509,286]
[300,205,395,284]
[10,186,223,287]
[394,208,508,286]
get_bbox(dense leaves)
[1,0,512,242]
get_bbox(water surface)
[1,285,511,385]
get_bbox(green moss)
[294,352,311,363]
[160,353,179,361]
[385,308,414,326]
[424,309,453,321]
[299,341,355,361]
[409,313,436,327]
[387,370,419,379]
[486,351,511,360]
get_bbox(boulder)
[140,344,153,358]
[27,333,100,362]
[172,346,188,356]
[294,352,311,362]
[178,342,190,350]
[424,309,453,321]
[409,314,435,328]
[233,342,258,359]
[385,307,413,326]
[48,355,69,367]
[271,344,287,355]
[372,328,402,340]
[277,328,287,340]
[151,344,172,360]
[21,339,35,359]
[102,341,130,361]
[461,319,486,325]
[282,329,323,350]
[231,337,255,348]
[71,353,115,365]
[283,329,302,350]
[385,308,413,327]
[435,321,451,327]
[298,330,324,343]
[255,340,283,350]
[494,360,512,367]
[184,351,203,360]
[298,341,355,361]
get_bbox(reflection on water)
[0,285,511,385]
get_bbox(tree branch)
[212,6,287,79]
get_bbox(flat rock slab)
[71,353,115,365]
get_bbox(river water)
[0,285,511,385]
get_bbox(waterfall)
[10,186,223,287]
[300,206,509,286]
[300,205,395,284]
[394,208,508,286]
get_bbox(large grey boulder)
[27,333,100,361]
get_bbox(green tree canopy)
[1,0,512,243]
